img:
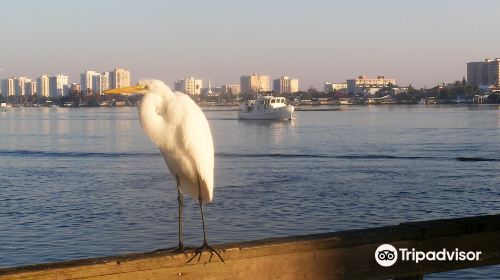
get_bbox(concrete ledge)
[1,214,499,280]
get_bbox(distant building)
[211,86,223,96]
[202,85,223,97]
[201,80,214,96]
[273,76,299,93]
[80,70,97,92]
[240,74,271,94]
[346,75,396,95]
[36,75,50,97]
[13,77,29,96]
[324,82,347,93]
[69,83,81,92]
[221,84,241,95]
[49,74,69,97]
[467,58,500,87]
[24,80,37,96]
[174,77,203,95]
[1,78,15,96]
[109,68,130,89]
[92,72,109,95]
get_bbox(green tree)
[307,87,319,95]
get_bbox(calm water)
[0,105,499,278]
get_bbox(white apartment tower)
[109,68,131,89]
[92,72,110,95]
[273,76,299,93]
[36,75,50,97]
[174,77,203,95]
[80,70,97,92]
[240,74,271,94]
[49,74,69,97]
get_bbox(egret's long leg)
[176,175,184,251]
[199,199,207,243]
[186,178,224,264]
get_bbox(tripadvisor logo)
[375,244,398,267]
[375,244,482,267]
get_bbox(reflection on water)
[0,105,499,279]
[238,119,296,145]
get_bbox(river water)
[0,105,499,278]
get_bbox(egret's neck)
[138,93,168,148]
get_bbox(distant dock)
[0,214,499,280]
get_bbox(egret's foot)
[174,243,186,253]
[186,242,224,264]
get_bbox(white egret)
[105,79,223,263]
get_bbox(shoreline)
[2,103,499,110]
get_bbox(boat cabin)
[254,96,287,109]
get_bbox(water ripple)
[0,149,497,162]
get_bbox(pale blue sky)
[1,0,499,89]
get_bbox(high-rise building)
[49,74,69,97]
[36,75,50,97]
[13,77,29,96]
[240,74,271,94]
[109,68,130,89]
[346,75,396,95]
[221,84,241,95]
[1,78,15,97]
[467,58,500,87]
[174,77,203,95]
[24,80,37,96]
[273,76,299,93]
[92,72,109,95]
[80,70,97,92]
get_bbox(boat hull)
[238,105,294,120]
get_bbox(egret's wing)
[177,94,215,203]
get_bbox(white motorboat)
[238,96,294,120]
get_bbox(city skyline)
[1,0,500,89]
[1,62,496,97]
[0,68,132,98]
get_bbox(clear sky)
[1,0,499,89]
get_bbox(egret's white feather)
[138,80,214,203]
